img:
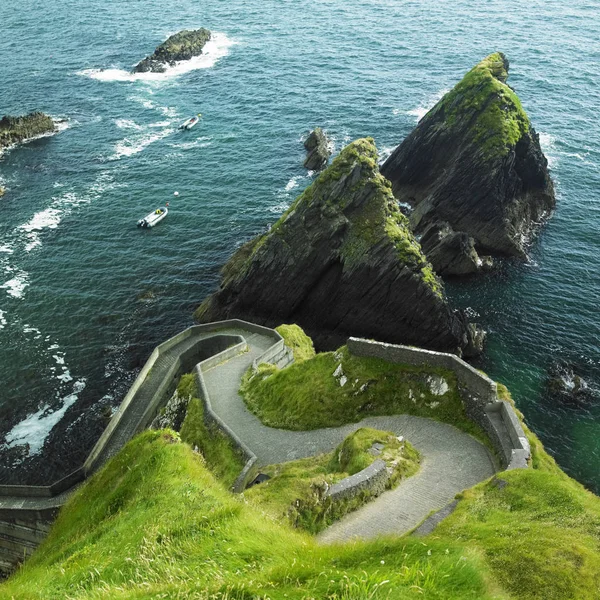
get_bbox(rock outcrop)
[381,53,555,273]
[196,138,483,355]
[0,112,55,151]
[133,29,212,73]
[304,127,331,170]
[419,222,492,276]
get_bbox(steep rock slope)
[196,138,481,355]
[304,127,331,170]
[381,53,555,272]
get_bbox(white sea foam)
[378,146,395,164]
[285,176,302,192]
[115,118,144,130]
[1,270,28,298]
[406,88,450,122]
[78,32,236,83]
[169,136,213,150]
[111,127,174,160]
[539,132,559,169]
[0,309,6,329]
[5,379,86,455]
[0,172,116,307]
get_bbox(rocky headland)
[304,127,331,170]
[381,53,555,275]
[196,138,483,355]
[0,112,56,152]
[133,28,212,73]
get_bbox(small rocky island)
[133,28,212,73]
[0,112,55,152]
[304,127,331,170]
[381,53,555,275]
[196,138,483,355]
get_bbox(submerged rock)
[0,187,5,197]
[0,112,55,150]
[133,28,212,73]
[304,127,331,170]
[196,138,482,355]
[382,53,555,266]
[546,362,596,406]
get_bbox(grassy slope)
[274,324,316,362]
[2,431,496,600]
[245,427,420,533]
[177,374,245,489]
[240,345,489,447]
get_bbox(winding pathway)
[201,329,496,542]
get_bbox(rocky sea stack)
[196,138,482,355]
[0,112,55,151]
[304,127,331,170]
[133,28,212,73]
[382,53,555,275]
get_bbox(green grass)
[245,427,420,533]
[274,324,315,362]
[436,52,530,159]
[240,345,489,446]
[435,469,600,600]
[178,374,245,489]
[1,430,498,599]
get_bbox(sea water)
[0,0,599,487]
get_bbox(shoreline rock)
[133,28,212,73]
[196,138,483,356]
[382,53,555,273]
[304,127,331,170]
[0,112,56,151]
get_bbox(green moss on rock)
[437,52,530,158]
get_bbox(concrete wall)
[347,338,530,470]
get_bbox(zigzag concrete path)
[201,330,497,542]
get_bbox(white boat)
[137,206,168,228]
[179,114,201,130]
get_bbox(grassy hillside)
[4,330,600,599]
[2,431,496,599]
[240,344,489,446]
[3,425,600,598]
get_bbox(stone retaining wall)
[347,338,530,470]
[325,459,389,502]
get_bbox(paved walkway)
[201,331,497,542]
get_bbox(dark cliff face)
[196,138,481,355]
[381,52,555,269]
[0,112,55,150]
[133,29,212,73]
[304,127,331,170]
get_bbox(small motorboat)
[137,206,168,228]
[179,113,202,130]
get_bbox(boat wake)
[77,32,236,83]
[110,127,175,160]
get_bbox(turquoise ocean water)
[1,0,599,487]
